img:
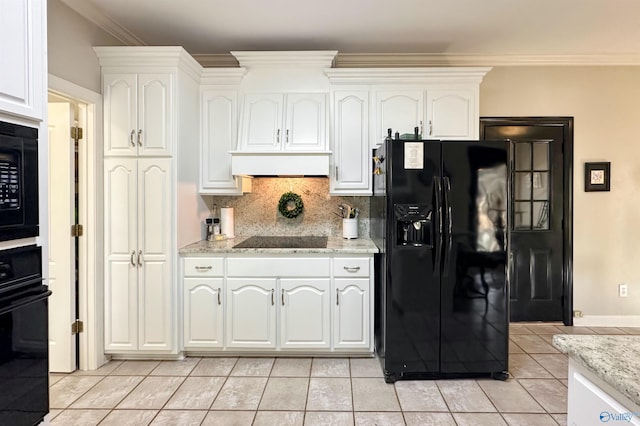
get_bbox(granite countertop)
[179,236,379,255]
[553,334,640,406]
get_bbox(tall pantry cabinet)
[95,47,203,355]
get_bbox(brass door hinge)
[71,224,83,237]
[71,319,84,335]
[70,126,83,141]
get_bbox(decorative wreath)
[278,191,304,218]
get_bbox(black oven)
[0,121,39,242]
[0,245,50,425]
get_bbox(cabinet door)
[331,90,371,194]
[0,0,44,120]
[103,74,138,156]
[200,90,245,194]
[285,93,327,151]
[280,279,331,349]
[239,93,284,151]
[137,158,173,351]
[104,158,138,351]
[375,90,425,145]
[226,278,277,348]
[138,73,172,156]
[184,278,224,348]
[333,278,370,349]
[426,89,476,140]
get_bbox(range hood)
[231,151,331,176]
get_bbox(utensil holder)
[342,218,358,239]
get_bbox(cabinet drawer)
[227,258,330,277]
[333,258,370,277]
[184,257,224,277]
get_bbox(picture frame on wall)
[584,162,611,192]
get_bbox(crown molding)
[192,54,240,68]
[60,0,146,46]
[325,67,492,84]
[200,68,248,85]
[230,51,338,68]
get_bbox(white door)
[285,93,326,151]
[280,279,331,349]
[334,278,370,349]
[426,89,476,139]
[184,278,224,348]
[375,89,425,144]
[226,278,276,348]
[239,93,284,151]
[47,102,76,372]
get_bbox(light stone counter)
[179,236,379,255]
[553,334,640,407]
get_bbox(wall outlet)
[619,283,628,297]
[573,310,583,318]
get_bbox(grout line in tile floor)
[48,324,640,425]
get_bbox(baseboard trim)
[573,315,640,327]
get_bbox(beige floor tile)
[98,409,158,426]
[478,379,544,413]
[527,325,566,334]
[311,358,350,377]
[150,357,200,376]
[559,326,594,334]
[150,410,207,426]
[350,357,383,377]
[304,411,354,426]
[48,409,63,420]
[210,377,268,410]
[352,377,401,411]
[510,334,560,354]
[111,360,160,376]
[531,354,569,379]
[201,410,255,425]
[453,412,508,426]
[552,413,567,425]
[306,377,352,411]
[191,357,238,376]
[165,376,226,410]
[49,374,65,386]
[253,411,304,426]
[271,357,312,377]
[354,412,405,426]
[404,412,457,426]
[560,379,568,387]
[510,324,534,334]
[590,327,627,335]
[503,413,559,425]
[70,376,144,409]
[519,379,568,413]
[539,334,557,345]
[259,377,309,410]
[509,340,525,354]
[229,357,274,376]
[49,375,103,408]
[395,380,448,411]
[508,354,553,379]
[117,376,185,409]
[437,380,496,412]
[620,327,640,335]
[72,360,123,376]
[50,409,110,425]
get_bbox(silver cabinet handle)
[130,130,135,147]
[281,289,285,306]
[271,288,275,305]
[286,129,289,143]
[137,129,143,146]
[428,120,433,136]
[335,166,339,181]
[130,250,136,266]
[217,289,221,305]
[277,129,280,143]
[138,250,143,267]
[343,266,361,273]
[336,288,340,306]
[195,265,213,271]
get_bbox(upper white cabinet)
[103,73,172,157]
[426,88,477,140]
[238,92,327,152]
[0,0,45,120]
[330,89,371,195]
[375,89,424,141]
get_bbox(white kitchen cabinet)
[375,89,424,144]
[103,73,172,157]
[0,0,45,120]
[183,278,224,349]
[426,88,477,140]
[334,279,370,349]
[104,157,173,352]
[239,93,327,152]
[226,278,277,348]
[330,89,371,195]
[280,279,331,349]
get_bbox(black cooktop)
[233,236,328,249]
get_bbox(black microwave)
[0,121,38,241]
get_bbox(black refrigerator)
[371,137,510,383]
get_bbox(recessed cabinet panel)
[280,279,331,349]
[104,75,137,156]
[138,159,171,257]
[427,89,476,140]
[376,90,424,144]
[105,160,136,255]
[241,94,283,151]
[139,259,171,350]
[184,278,224,348]
[105,260,137,350]
[334,278,370,349]
[138,74,171,156]
[226,279,277,348]
[286,93,326,151]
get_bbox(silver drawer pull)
[217,289,221,305]
[343,266,361,273]
[195,265,212,271]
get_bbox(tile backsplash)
[203,177,369,238]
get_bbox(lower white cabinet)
[183,278,224,349]
[226,278,277,348]
[334,279,370,349]
[280,279,331,349]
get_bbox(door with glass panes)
[481,118,572,323]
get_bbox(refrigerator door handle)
[442,176,453,276]
[433,176,443,273]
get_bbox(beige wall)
[48,0,122,92]
[481,66,640,318]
